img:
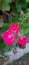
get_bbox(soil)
[12,60,29,65]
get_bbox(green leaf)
[16,0,26,12]
[12,12,18,19]
[0,50,4,55]
[20,28,29,35]
[26,0,29,2]
[16,0,21,12]
[2,0,10,11]
[1,23,9,31]
[10,17,18,22]
[25,12,29,18]
[4,45,11,51]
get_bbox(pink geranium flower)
[17,36,27,46]
[1,31,14,45]
[8,23,19,35]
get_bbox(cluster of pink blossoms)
[1,23,27,47]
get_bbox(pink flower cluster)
[1,23,27,47]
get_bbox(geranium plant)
[1,23,27,55]
[0,0,29,55]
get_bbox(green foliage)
[16,0,26,12]
[26,0,29,3]
[0,0,10,11]
[1,23,9,31]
